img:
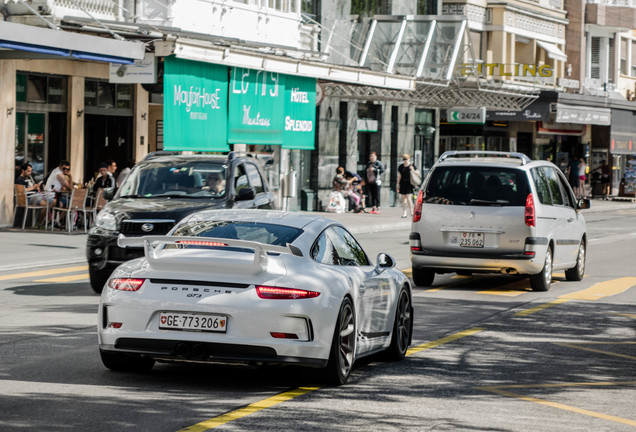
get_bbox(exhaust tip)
[176,343,191,357]
[191,344,206,358]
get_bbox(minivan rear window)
[424,166,529,206]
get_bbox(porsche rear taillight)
[108,278,145,291]
[413,190,424,222]
[525,193,536,227]
[256,286,320,300]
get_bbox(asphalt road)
[0,208,635,431]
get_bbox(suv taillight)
[413,190,424,222]
[525,193,535,227]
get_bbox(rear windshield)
[117,161,227,199]
[171,221,302,247]
[424,166,529,206]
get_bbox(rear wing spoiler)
[117,234,301,274]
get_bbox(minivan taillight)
[413,190,424,222]
[525,193,535,227]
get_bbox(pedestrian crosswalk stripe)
[0,265,88,281]
[34,274,89,283]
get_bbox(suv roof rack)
[438,151,531,165]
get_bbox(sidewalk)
[1,197,634,272]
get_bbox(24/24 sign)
[447,107,486,124]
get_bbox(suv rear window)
[424,166,529,206]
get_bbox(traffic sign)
[447,107,486,124]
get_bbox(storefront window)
[85,80,98,107]
[16,73,26,102]
[27,75,47,103]
[48,77,66,105]
[116,84,132,109]
[15,112,25,170]
[97,82,115,108]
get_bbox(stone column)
[133,84,149,162]
[0,60,17,227]
[68,76,85,183]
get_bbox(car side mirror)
[103,187,115,201]
[236,187,256,201]
[577,198,591,210]
[374,252,395,274]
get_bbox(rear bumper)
[100,339,328,368]
[411,247,546,275]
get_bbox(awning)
[555,103,611,125]
[156,39,416,90]
[0,21,145,64]
[536,40,567,63]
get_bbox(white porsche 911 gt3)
[98,210,413,384]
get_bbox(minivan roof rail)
[438,151,531,165]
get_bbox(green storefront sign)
[163,56,229,152]
[228,68,285,145]
[282,74,316,150]
[163,57,316,151]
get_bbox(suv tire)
[90,267,110,294]
[530,246,552,292]
[412,267,435,287]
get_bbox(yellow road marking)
[514,298,570,316]
[34,273,89,283]
[610,312,636,319]
[479,381,636,427]
[179,328,483,431]
[406,327,484,356]
[177,386,319,431]
[559,277,636,301]
[0,265,89,281]
[478,289,527,297]
[553,342,636,361]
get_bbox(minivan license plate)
[460,232,484,248]
[159,313,227,333]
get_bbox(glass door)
[15,112,47,181]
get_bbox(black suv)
[86,153,277,293]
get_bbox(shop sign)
[555,103,611,125]
[457,63,553,78]
[357,119,378,132]
[487,101,551,122]
[228,68,285,145]
[447,107,486,124]
[163,56,229,151]
[283,75,316,150]
[109,53,157,84]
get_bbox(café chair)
[14,184,48,230]
[50,188,90,233]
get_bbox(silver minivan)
[410,151,589,291]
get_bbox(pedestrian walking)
[578,157,587,198]
[396,154,416,218]
[593,159,611,199]
[365,152,384,214]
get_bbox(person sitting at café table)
[92,162,116,194]
[15,162,47,225]
[44,160,74,208]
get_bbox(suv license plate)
[460,232,484,248]
[159,313,227,333]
